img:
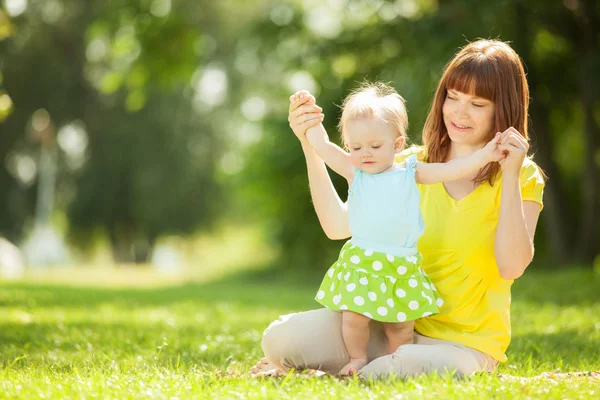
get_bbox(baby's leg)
[340,311,371,375]
[383,321,415,354]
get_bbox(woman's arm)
[302,143,351,239]
[494,128,541,280]
[289,91,351,240]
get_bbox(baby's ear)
[394,135,406,152]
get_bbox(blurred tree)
[0,0,224,263]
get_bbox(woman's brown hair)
[422,39,529,185]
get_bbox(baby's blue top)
[348,154,424,257]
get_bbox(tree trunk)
[109,223,134,265]
[575,0,600,262]
[529,102,571,264]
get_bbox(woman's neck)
[447,142,484,161]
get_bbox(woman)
[253,39,545,378]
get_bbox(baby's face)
[344,117,403,174]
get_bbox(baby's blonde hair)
[338,82,408,146]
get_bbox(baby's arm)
[292,93,354,183]
[415,133,502,184]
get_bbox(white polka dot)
[397,312,407,322]
[387,277,397,284]
[316,290,325,300]
[409,279,418,288]
[354,296,365,306]
[436,298,444,307]
[330,283,335,292]
[408,300,419,310]
[386,254,395,262]
[395,288,406,298]
[422,311,433,317]
[364,312,372,318]
[364,250,373,256]
[346,283,356,292]
[377,307,388,316]
[340,305,348,310]
[350,245,356,249]
[359,277,369,285]
[422,291,433,305]
[397,266,407,275]
[357,268,367,273]
[387,299,394,308]
[350,255,360,264]
[380,283,387,293]
[333,295,341,305]
[422,282,430,290]
[372,261,383,271]
[344,272,351,281]
[368,292,377,301]
[431,284,438,292]
[328,269,334,278]
[337,272,342,280]
[340,251,345,258]
[406,256,417,264]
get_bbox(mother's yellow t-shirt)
[397,148,545,362]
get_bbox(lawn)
[0,267,598,399]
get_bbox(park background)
[0,0,599,398]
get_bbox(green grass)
[1,268,599,399]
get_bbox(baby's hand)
[290,90,316,107]
[484,132,506,163]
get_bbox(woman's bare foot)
[339,358,368,376]
[249,358,284,377]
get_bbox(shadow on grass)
[0,276,317,311]
[507,329,600,369]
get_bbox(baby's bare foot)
[249,357,284,377]
[339,358,368,376]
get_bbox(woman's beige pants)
[262,308,498,379]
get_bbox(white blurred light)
[150,0,171,17]
[0,238,25,280]
[57,122,88,158]
[152,244,183,273]
[234,49,259,75]
[4,0,27,17]
[287,71,318,95]
[378,2,398,21]
[22,225,70,267]
[193,66,228,109]
[304,7,342,38]
[241,97,267,121]
[219,151,244,175]
[270,4,294,26]
[395,0,419,19]
[7,153,37,186]
[86,37,109,63]
[238,123,262,146]
[41,0,63,24]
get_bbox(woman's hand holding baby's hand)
[497,127,529,176]
[288,90,324,144]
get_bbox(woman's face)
[442,89,495,148]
